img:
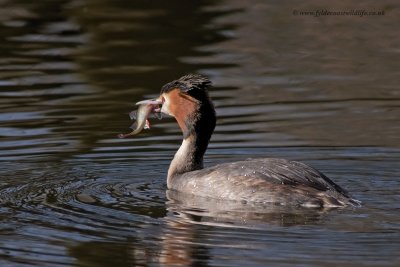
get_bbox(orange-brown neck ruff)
[165,89,198,137]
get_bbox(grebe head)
[156,74,216,139]
[133,74,216,179]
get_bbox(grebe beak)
[135,99,162,106]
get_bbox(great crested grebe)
[131,74,361,208]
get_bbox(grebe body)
[134,74,360,208]
[169,158,359,207]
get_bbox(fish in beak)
[118,99,162,138]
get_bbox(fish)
[118,99,161,138]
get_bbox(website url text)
[293,9,385,17]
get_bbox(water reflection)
[160,214,211,267]
[69,240,147,267]
[159,190,349,267]
[166,190,332,227]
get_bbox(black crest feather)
[161,74,211,94]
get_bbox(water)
[0,0,399,266]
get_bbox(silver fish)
[118,99,161,138]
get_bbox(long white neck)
[167,134,203,187]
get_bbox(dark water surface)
[1,0,399,266]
